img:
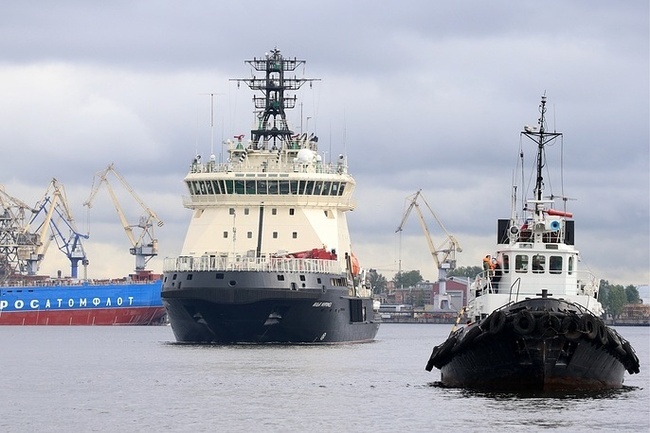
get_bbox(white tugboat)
[162,49,380,343]
[425,96,640,390]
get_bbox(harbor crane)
[0,185,39,281]
[26,179,89,279]
[84,164,163,273]
[396,189,462,310]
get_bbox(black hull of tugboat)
[161,271,380,343]
[426,298,640,391]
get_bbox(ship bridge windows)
[321,181,331,195]
[188,179,347,197]
[511,254,565,275]
[257,180,267,194]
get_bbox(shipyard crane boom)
[26,179,89,278]
[83,164,163,272]
[396,189,462,310]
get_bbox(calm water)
[0,324,648,432]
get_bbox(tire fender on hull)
[560,315,581,341]
[512,310,535,335]
[580,315,599,340]
[488,311,506,335]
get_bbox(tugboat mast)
[522,96,562,212]
[231,49,320,150]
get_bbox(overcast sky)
[1,1,648,286]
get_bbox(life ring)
[560,315,581,341]
[488,311,507,334]
[512,310,535,335]
[579,315,598,340]
[537,313,561,335]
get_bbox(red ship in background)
[0,165,166,325]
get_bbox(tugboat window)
[532,255,545,273]
[515,255,528,273]
[502,254,510,273]
[549,256,562,274]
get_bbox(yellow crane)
[396,189,462,310]
[84,164,163,273]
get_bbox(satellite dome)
[296,148,314,163]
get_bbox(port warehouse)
[378,277,468,323]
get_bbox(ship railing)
[163,255,343,274]
[1,277,158,288]
[471,269,599,299]
[189,159,346,175]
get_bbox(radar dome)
[296,148,315,163]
